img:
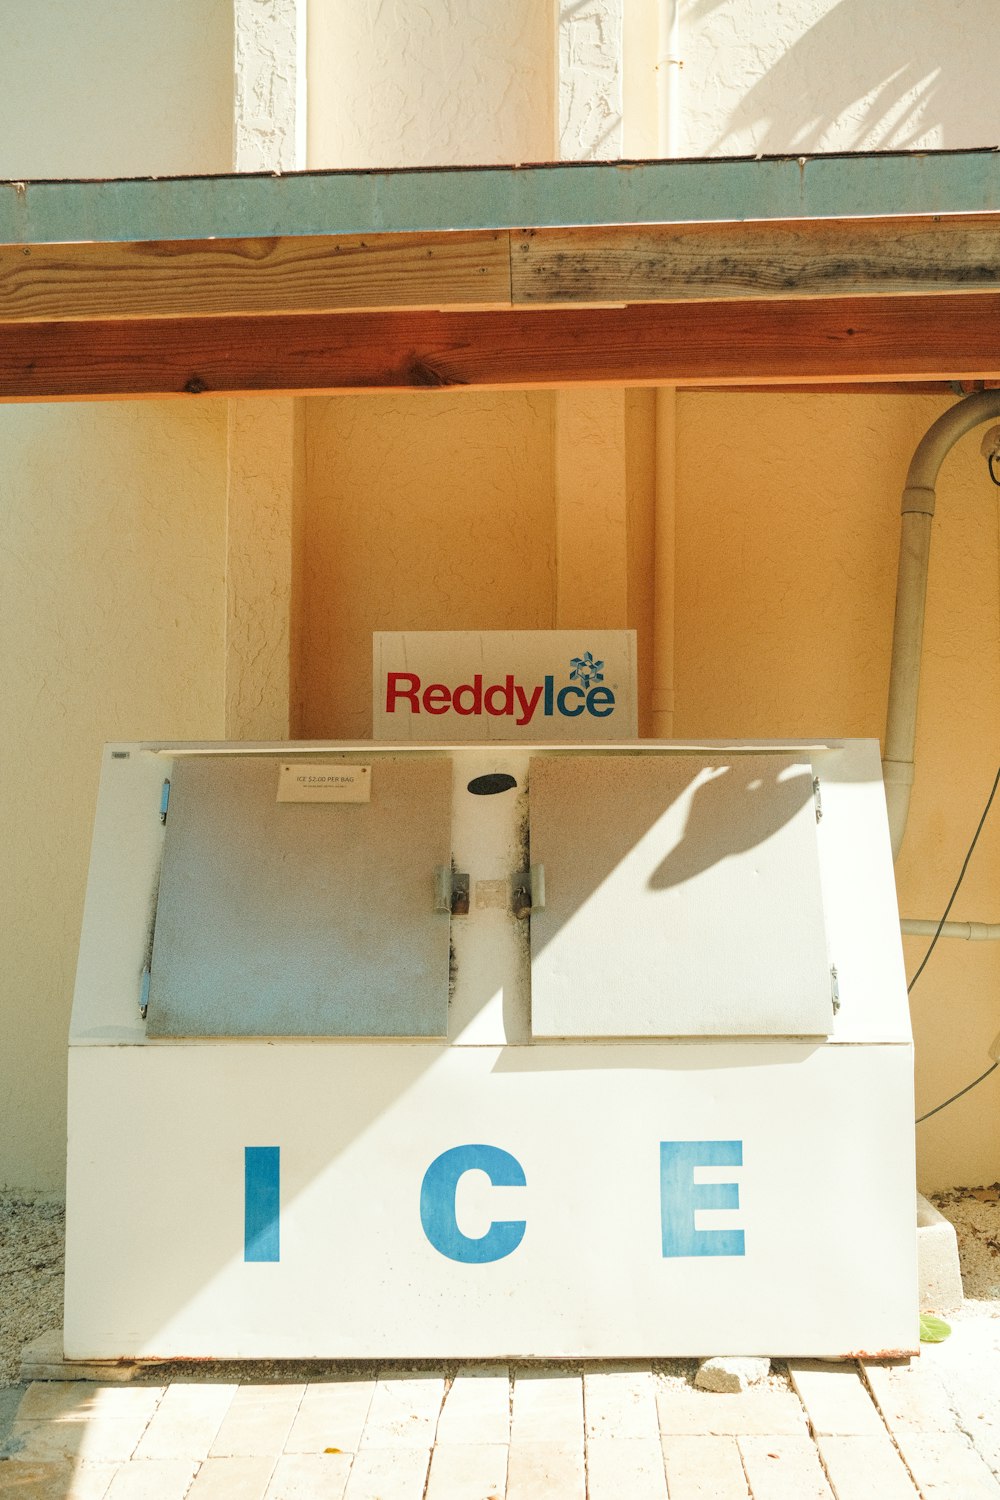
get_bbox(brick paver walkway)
[3,1324,1000,1499]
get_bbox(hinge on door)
[159,779,171,824]
[512,864,546,921]
[830,965,840,1012]
[434,865,470,916]
[813,776,823,823]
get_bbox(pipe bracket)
[901,485,937,516]
[882,758,915,786]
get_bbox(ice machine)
[65,738,916,1358]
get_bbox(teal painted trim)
[2,150,1000,246]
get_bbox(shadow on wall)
[685,0,1000,155]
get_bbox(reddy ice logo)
[385,652,616,727]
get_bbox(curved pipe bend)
[884,390,1000,861]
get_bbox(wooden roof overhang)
[2,149,1000,401]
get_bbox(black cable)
[916,1062,998,1125]
[989,454,1000,487]
[907,763,1000,994]
[907,764,1000,1124]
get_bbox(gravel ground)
[0,1197,63,1387]
[0,1190,996,1389]
[931,1182,1000,1305]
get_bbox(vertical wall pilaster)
[224,399,302,739]
[558,0,624,160]
[234,0,306,172]
[226,0,305,739]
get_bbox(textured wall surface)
[679,0,1000,157]
[674,393,1000,1188]
[559,0,624,160]
[0,403,227,1189]
[234,0,304,172]
[298,393,556,738]
[0,0,234,178]
[306,0,554,167]
[225,399,304,739]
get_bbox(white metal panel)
[65,1040,917,1360]
[529,754,833,1037]
[447,747,531,1045]
[808,741,911,1043]
[146,754,452,1037]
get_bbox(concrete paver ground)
[3,1312,1000,1499]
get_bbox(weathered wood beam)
[3,293,1000,401]
[513,216,1000,305]
[3,213,1000,323]
[0,232,511,322]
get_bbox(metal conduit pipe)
[884,389,1000,860]
[900,918,1000,941]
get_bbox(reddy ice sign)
[373,631,637,740]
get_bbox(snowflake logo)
[569,652,604,689]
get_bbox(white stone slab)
[586,1436,668,1499]
[788,1362,887,1436]
[737,1435,835,1498]
[343,1447,431,1500]
[424,1442,508,1499]
[132,1383,237,1461]
[816,1436,919,1499]
[434,1368,510,1445]
[358,1376,444,1450]
[506,1441,585,1500]
[584,1366,660,1439]
[660,1435,750,1499]
[510,1370,583,1445]
[283,1380,376,1455]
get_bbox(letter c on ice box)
[420,1144,527,1263]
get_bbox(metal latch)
[434,866,470,916]
[512,864,545,920]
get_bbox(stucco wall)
[306,0,555,168]
[0,0,234,178]
[0,404,228,1190]
[678,0,1000,157]
[0,0,236,1190]
[297,393,557,737]
[674,393,1000,1188]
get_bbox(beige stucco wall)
[0,0,234,178]
[677,0,1000,157]
[0,404,228,1190]
[674,393,1000,1189]
[297,393,557,737]
[0,0,236,1190]
[306,0,555,168]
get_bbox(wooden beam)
[3,293,1000,401]
[0,231,511,322]
[513,216,1000,305]
[4,213,1000,322]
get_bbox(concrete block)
[917,1193,963,1315]
[20,1329,141,1384]
[694,1358,770,1394]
